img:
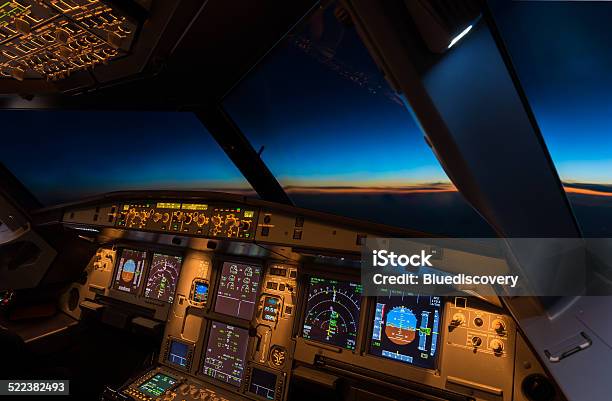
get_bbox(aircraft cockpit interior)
[1,1,611,400]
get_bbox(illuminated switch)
[292,229,302,240]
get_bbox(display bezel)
[143,252,184,303]
[111,247,149,295]
[163,337,195,371]
[366,293,446,371]
[245,363,282,401]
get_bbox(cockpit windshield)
[492,1,612,235]
[223,3,492,235]
[1,111,254,206]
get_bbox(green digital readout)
[138,373,177,397]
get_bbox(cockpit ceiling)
[0,0,138,82]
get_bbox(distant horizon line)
[206,181,612,197]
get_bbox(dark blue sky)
[493,0,612,184]
[224,7,446,188]
[1,111,250,204]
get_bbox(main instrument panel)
[55,194,549,401]
[69,245,531,401]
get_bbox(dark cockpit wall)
[0,1,609,401]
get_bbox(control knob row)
[177,384,214,400]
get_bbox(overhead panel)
[0,0,137,81]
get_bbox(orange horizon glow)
[563,186,612,197]
[202,182,612,197]
[282,184,457,194]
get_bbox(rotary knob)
[153,212,162,222]
[240,221,251,231]
[226,215,237,226]
[493,319,506,334]
[162,212,170,223]
[451,312,465,326]
[472,336,483,347]
[184,214,193,225]
[197,215,207,226]
[490,339,504,354]
[212,215,222,226]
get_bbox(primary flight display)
[370,293,442,369]
[113,249,147,294]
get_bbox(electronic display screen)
[369,293,442,369]
[144,253,183,303]
[202,322,249,387]
[262,296,281,323]
[192,280,209,304]
[302,277,363,350]
[214,262,262,320]
[167,340,190,367]
[249,368,277,400]
[113,249,147,294]
[138,373,176,398]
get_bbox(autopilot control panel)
[115,202,258,240]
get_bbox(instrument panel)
[68,245,525,401]
[57,196,537,401]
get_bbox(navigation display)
[144,253,183,303]
[369,293,442,369]
[167,339,190,368]
[249,367,277,400]
[113,249,147,294]
[138,373,176,398]
[302,277,363,350]
[202,322,249,387]
[214,262,262,320]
